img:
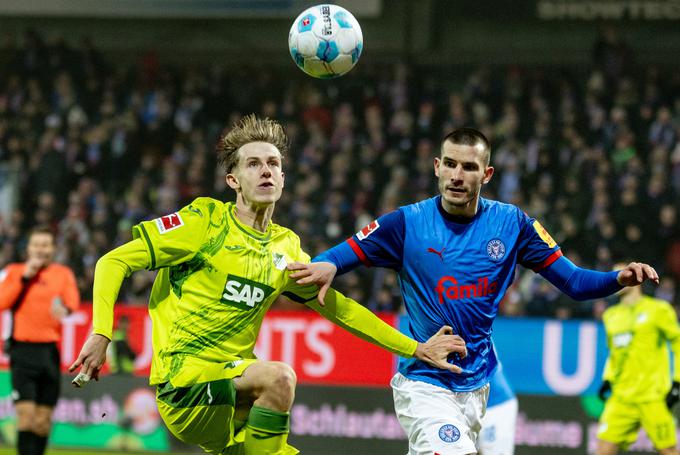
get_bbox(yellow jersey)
[121,197,416,385]
[602,295,680,403]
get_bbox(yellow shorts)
[155,358,257,455]
[597,396,677,450]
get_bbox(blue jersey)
[346,196,561,392]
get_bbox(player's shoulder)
[481,198,523,218]
[477,199,526,231]
[185,197,234,229]
[49,263,78,283]
[269,222,307,258]
[48,263,74,274]
[399,196,438,216]
[0,263,22,280]
[185,197,226,215]
[269,220,301,244]
[269,220,296,236]
[602,304,618,319]
[641,295,673,311]
[1,263,23,272]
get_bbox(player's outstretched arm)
[70,238,149,387]
[287,261,337,305]
[539,257,659,301]
[290,212,405,305]
[305,288,466,372]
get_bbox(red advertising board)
[0,305,398,387]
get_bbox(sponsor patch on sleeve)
[155,212,184,234]
[532,220,556,248]
[356,220,380,241]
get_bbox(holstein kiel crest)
[486,238,505,261]
[438,424,460,443]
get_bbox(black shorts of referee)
[9,341,61,407]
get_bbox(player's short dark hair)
[442,128,491,165]
[216,114,288,174]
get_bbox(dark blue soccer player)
[289,128,659,455]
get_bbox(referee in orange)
[0,226,80,455]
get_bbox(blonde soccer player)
[69,115,467,455]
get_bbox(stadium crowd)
[1,30,679,319]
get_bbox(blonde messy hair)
[216,114,289,173]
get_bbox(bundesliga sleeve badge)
[356,220,380,240]
[155,212,184,234]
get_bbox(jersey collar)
[435,195,483,224]
[227,203,272,242]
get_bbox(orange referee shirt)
[0,263,80,343]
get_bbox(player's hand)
[50,298,69,320]
[22,257,44,279]
[69,333,110,387]
[666,381,680,409]
[287,261,337,306]
[598,380,611,401]
[616,262,659,286]
[414,326,467,374]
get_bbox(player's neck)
[233,198,273,233]
[439,197,479,219]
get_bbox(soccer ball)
[288,4,363,79]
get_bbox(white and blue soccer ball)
[288,4,363,79]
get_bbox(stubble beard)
[440,182,473,207]
[440,184,482,214]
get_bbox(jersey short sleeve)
[349,209,405,269]
[516,212,562,272]
[132,198,212,270]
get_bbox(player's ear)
[434,157,441,177]
[281,171,285,188]
[226,173,240,190]
[482,166,494,185]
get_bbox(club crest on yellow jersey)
[272,253,287,271]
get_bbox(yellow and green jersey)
[602,295,680,403]
[115,197,417,385]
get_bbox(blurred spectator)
[0,31,678,317]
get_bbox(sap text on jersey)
[435,276,498,304]
[221,275,274,309]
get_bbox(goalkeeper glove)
[598,380,612,401]
[666,381,680,409]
